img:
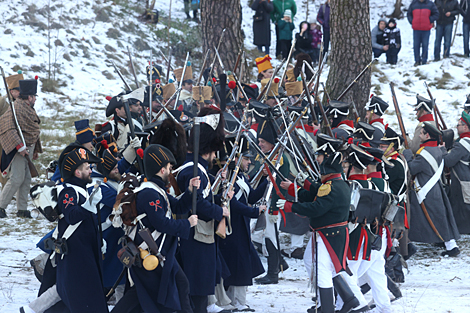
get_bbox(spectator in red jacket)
[407,0,439,65]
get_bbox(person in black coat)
[112,144,200,313]
[219,140,267,311]
[294,21,315,61]
[251,0,274,55]
[54,144,108,313]
[383,18,401,65]
[434,0,460,59]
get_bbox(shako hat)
[19,79,38,96]
[380,127,404,150]
[354,121,375,142]
[75,119,95,145]
[316,133,346,175]
[365,96,389,116]
[347,144,375,170]
[414,94,434,112]
[421,121,441,140]
[326,100,349,118]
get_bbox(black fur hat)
[188,107,225,155]
[148,118,187,167]
[58,143,101,181]
[143,144,176,178]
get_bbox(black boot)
[386,274,402,299]
[0,208,6,218]
[279,256,289,272]
[319,288,335,313]
[334,275,360,313]
[17,210,31,218]
[255,239,279,284]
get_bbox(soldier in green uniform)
[277,135,365,313]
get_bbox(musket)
[148,50,153,124]
[216,150,243,239]
[127,47,149,125]
[232,49,242,76]
[424,81,447,130]
[174,52,190,110]
[150,86,182,123]
[278,37,297,89]
[165,48,172,84]
[192,117,200,215]
[242,132,288,181]
[0,66,38,177]
[277,137,318,180]
[250,106,309,187]
[389,82,409,149]
[337,58,378,101]
[121,90,145,172]
[110,60,131,91]
[212,117,246,192]
[196,49,211,86]
[159,50,174,71]
[127,47,140,88]
[350,100,360,125]
[300,70,318,125]
[208,29,226,81]
[321,82,331,102]
[214,46,226,74]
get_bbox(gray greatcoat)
[403,145,460,243]
[442,137,470,234]
[409,119,437,154]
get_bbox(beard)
[80,171,92,183]
[161,172,170,185]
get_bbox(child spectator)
[277,10,295,60]
[309,19,322,63]
[383,18,401,65]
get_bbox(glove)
[82,188,102,214]
[101,239,107,254]
[276,199,287,210]
[122,137,141,163]
[268,213,279,224]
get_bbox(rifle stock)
[390,83,409,149]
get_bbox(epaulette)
[417,146,425,155]
[317,181,332,197]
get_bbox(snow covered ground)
[1,0,470,312]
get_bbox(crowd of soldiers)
[0,46,469,313]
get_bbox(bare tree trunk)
[200,0,243,71]
[391,0,403,19]
[326,0,372,118]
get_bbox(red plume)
[155,79,160,84]
[136,148,144,159]
[274,77,280,84]
[228,80,236,89]
[178,104,183,111]
[385,123,389,130]
[370,94,374,98]
[347,138,354,144]
[212,77,217,83]
[101,140,109,150]
[34,75,38,80]
[106,96,112,101]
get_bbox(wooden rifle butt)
[216,217,227,239]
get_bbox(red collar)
[386,151,399,160]
[336,120,354,129]
[367,172,382,179]
[460,132,470,139]
[296,124,315,133]
[418,114,434,122]
[321,173,342,184]
[360,142,371,148]
[369,118,383,125]
[420,140,438,148]
[348,174,368,181]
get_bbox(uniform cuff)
[287,183,296,197]
[304,179,311,191]
[284,201,293,213]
